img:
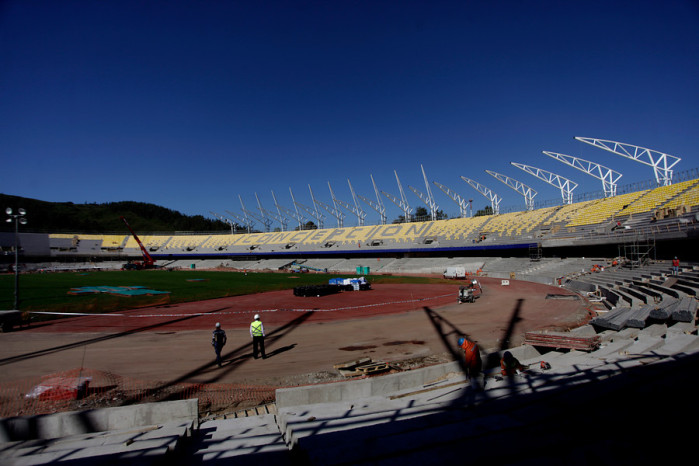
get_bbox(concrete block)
[569,325,597,336]
[615,327,641,340]
[639,323,668,338]
[625,336,664,355]
[597,329,619,343]
[0,400,198,441]
[590,339,636,358]
[667,322,697,335]
[656,334,699,356]
[276,361,464,408]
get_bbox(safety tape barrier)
[0,367,277,418]
[28,293,454,318]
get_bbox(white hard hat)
[254,314,260,320]
[215,322,220,327]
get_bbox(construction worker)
[672,256,680,276]
[500,351,525,376]
[211,322,227,367]
[458,337,482,380]
[250,314,266,359]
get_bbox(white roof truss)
[485,170,538,211]
[543,151,622,197]
[381,170,412,222]
[511,162,578,205]
[357,174,387,225]
[460,176,502,215]
[433,181,469,218]
[575,137,680,186]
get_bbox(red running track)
[26,283,460,333]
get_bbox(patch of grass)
[0,270,449,320]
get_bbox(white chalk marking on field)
[29,293,454,318]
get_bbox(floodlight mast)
[460,176,502,215]
[382,170,412,222]
[433,181,469,218]
[485,170,538,211]
[309,184,344,228]
[575,137,681,186]
[511,162,578,205]
[240,195,272,232]
[209,211,236,233]
[543,151,622,197]
[357,174,387,225]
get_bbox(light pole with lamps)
[5,208,27,310]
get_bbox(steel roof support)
[225,209,253,234]
[433,181,469,218]
[329,181,366,227]
[485,170,537,211]
[408,165,439,221]
[290,187,325,229]
[255,193,288,232]
[543,151,622,197]
[511,162,578,205]
[358,174,387,225]
[239,195,272,232]
[272,190,302,231]
[382,170,412,222]
[575,137,681,186]
[310,184,344,228]
[210,211,237,233]
[461,176,502,215]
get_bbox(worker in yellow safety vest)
[250,314,266,359]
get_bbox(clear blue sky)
[1,1,697,226]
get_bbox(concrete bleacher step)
[190,415,291,464]
[656,332,699,356]
[622,335,665,356]
[674,279,699,296]
[629,282,664,301]
[278,394,525,465]
[0,421,193,465]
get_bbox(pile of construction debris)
[333,357,391,377]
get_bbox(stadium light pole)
[5,208,27,310]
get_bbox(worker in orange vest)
[458,337,482,380]
[672,256,680,276]
[500,351,526,376]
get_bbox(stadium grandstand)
[3,169,698,281]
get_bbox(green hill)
[0,194,228,233]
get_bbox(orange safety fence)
[0,368,277,418]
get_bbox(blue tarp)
[68,286,171,297]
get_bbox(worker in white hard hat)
[211,322,227,367]
[250,314,266,359]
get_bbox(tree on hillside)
[392,206,448,224]
[295,221,317,230]
[474,205,494,217]
[0,194,229,233]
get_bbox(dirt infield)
[0,278,593,390]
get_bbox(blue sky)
[1,0,697,227]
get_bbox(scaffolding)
[529,244,542,261]
[618,236,656,268]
